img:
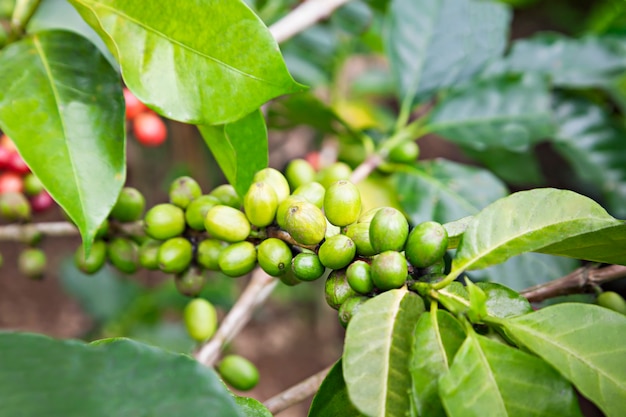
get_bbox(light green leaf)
[235,396,273,417]
[426,74,555,151]
[69,0,303,125]
[466,279,488,322]
[503,303,626,417]
[443,216,473,249]
[451,188,626,275]
[199,109,268,198]
[439,332,582,417]
[0,30,125,252]
[343,288,425,417]
[0,333,243,416]
[308,359,364,417]
[410,310,465,417]
[394,159,508,226]
[475,282,533,319]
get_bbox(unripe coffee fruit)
[279,268,303,286]
[253,167,290,204]
[218,241,257,277]
[371,251,408,291]
[284,200,326,246]
[316,162,352,189]
[324,180,361,227]
[285,158,316,190]
[205,205,251,242]
[169,176,202,209]
[257,238,292,277]
[184,298,218,341]
[144,203,185,240]
[597,291,626,315]
[292,252,325,281]
[318,234,356,269]
[209,184,241,209]
[197,239,227,271]
[369,207,408,253]
[139,239,161,270]
[185,195,220,231]
[110,187,145,222]
[19,248,46,279]
[74,240,107,274]
[338,296,369,328]
[176,267,207,297]
[358,207,382,224]
[343,222,376,257]
[276,195,306,229]
[23,173,44,196]
[244,182,278,227]
[346,260,374,294]
[218,355,260,391]
[292,181,325,208]
[0,191,30,221]
[107,237,139,274]
[405,221,448,268]
[325,269,357,310]
[158,237,193,274]
[388,141,419,164]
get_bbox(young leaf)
[439,333,583,417]
[410,310,465,417]
[199,109,268,198]
[426,74,555,151]
[68,0,303,125]
[0,333,244,416]
[393,159,508,226]
[343,288,425,417]
[385,0,510,105]
[451,188,626,275]
[503,303,626,417]
[465,279,488,323]
[308,359,364,417]
[235,396,273,417]
[0,30,125,253]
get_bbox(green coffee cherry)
[184,298,218,342]
[597,291,626,315]
[318,234,356,270]
[369,207,408,253]
[176,267,207,297]
[284,200,327,246]
[18,248,47,279]
[110,187,145,222]
[205,205,251,242]
[346,260,373,294]
[197,239,227,271]
[74,240,107,274]
[343,222,376,257]
[405,221,449,268]
[244,181,278,227]
[292,181,325,208]
[144,203,186,240]
[292,252,325,281]
[107,237,139,274]
[218,354,260,391]
[325,270,357,310]
[285,158,316,190]
[209,184,241,209]
[139,239,161,270]
[358,207,382,224]
[95,219,110,240]
[416,257,446,283]
[19,224,43,246]
[338,296,369,328]
[257,238,292,277]
[316,162,352,189]
[158,237,193,274]
[185,195,221,231]
[0,192,31,221]
[254,167,290,204]
[218,241,257,277]
[371,251,408,291]
[276,195,306,229]
[279,268,303,286]
[23,173,44,196]
[169,176,202,209]
[324,180,361,227]
[388,141,419,164]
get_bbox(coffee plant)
[0,0,625,416]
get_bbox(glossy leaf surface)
[475,282,532,318]
[308,360,363,417]
[235,396,272,417]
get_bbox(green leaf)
[410,310,465,417]
[475,282,533,319]
[385,0,510,104]
[551,95,626,219]
[466,279,488,322]
[443,216,472,249]
[439,332,582,417]
[503,303,626,417]
[343,288,425,417]
[235,396,273,417]
[308,359,364,417]
[426,74,555,151]
[461,146,545,186]
[0,30,125,252]
[199,110,268,198]
[393,159,508,225]
[451,188,626,275]
[69,0,303,125]
[0,333,244,416]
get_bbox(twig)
[194,268,278,366]
[521,264,626,303]
[270,0,352,44]
[0,220,144,241]
[350,154,383,184]
[263,364,334,414]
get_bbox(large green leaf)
[0,333,244,416]
[69,0,303,125]
[0,30,125,252]
[393,159,508,225]
[426,74,555,151]
[343,288,425,417]
[461,146,545,186]
[385,0,510,104]
[551,95,626,219]
[199,109,268,198]
[503,303,626,417]
[439,333,582,417]
[235,396,272,417]
[410,310,466,417]
[451,188,626,275]
[308,359,364,417]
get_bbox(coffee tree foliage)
[0,0,625,416]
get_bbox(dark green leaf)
[426,74,555,151]
[410,310,465,417]
[199,110,268,198]
[0,30,125,252]
[0,333,243,417]
[127,323,195,354]
[393,159,508,225]
[69,0,303,125]
[235,396,273,417]
[385,0,510,104]
[343,288,425,416]
[308,359,364,417]
[475,282,533,318]
[503,303,626,417]
[461,146,545,186]
[439,332,582,417]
